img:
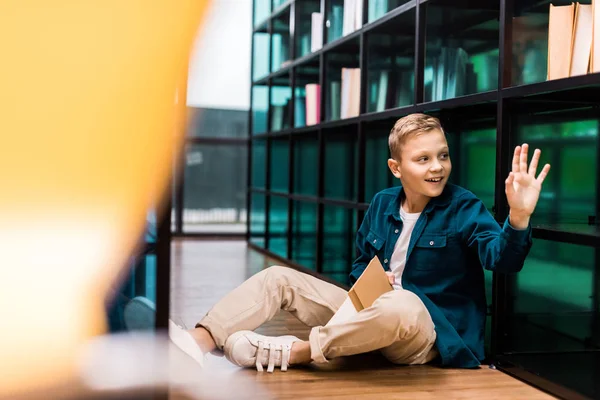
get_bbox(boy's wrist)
[509,210,530,230]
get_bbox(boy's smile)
[388,128,452,212]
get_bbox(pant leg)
[197,266,347,349]
[309,289,437,365]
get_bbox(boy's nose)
[430,160,443,171]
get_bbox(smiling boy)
[169,113,551,371]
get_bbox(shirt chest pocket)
[366,230,385,258]
[410,234,461,272]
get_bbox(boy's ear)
[388,158,401,179]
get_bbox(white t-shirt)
[390,206,421,290]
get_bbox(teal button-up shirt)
[349,184,532,368]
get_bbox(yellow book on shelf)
[548,2,575,80]
[570,3,593,76]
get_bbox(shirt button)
[429,241,434,246]
[384,259,388,263]
[394,229,399,233]
[373,239,377,243]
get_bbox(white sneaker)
[224,330,301,373]
[168,320,205,368]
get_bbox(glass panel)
[446,126,497,211]
[291,201,318,268]
[250,193,267,248]
[364,120,399,203]
[254,0,271,27]
[182,143,247,233]
[366,8,415,112]
[252,85,269,134]
[424,1,499,102]
[515,117,598,230]
[367,0,411,23]
[271,75,292,132]
[505,240,596,352]
[252,138,267,188]
[270,136,289,192]
[296,0,322,58]
[272,11,291,72]
[187,108,248,138]
[294,57,320,127]
[268,195,289,258]
[325,39,361,121]
[106,254,157,333]
[252,33,270,81]
[323,206,357,285]
[293,134,319,196]
[324,128,358,201]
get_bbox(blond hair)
[388,113,444,159]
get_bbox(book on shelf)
[329,80,341,120]
[331,5,344,40]
[341,67,360,119]
[325,256,393,326]
[305,83,321,125]
[294,95,306,127]
[342,0,363,36]
[311,12,323,52]
[571,2,593,76]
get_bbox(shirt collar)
[384,184,452,221]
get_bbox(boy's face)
[388,128,452,200]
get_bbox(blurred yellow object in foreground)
[0,1,208,397]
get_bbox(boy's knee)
[261,265,297,287]
[372,290,430,334]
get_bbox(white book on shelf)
[340,68,351,119]
[343,0,356,36]
[311,12,323,52]
[354,0,363,30]
[350,68,361,117]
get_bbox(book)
[348,256,393,311]
[570,2,593,76]
[325,256,393,327]
[548,3,575,80]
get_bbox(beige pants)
[197,266,438,365]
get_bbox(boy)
[169,113,551,372]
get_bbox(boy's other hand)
[505,143,551,229]
[385,271,395,286]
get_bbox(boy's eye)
[440,153,449,159]
[418,156,428,162]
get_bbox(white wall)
[187,0,252,110]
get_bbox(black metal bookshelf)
[248,0,600,398]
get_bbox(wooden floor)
[170,239,555,400]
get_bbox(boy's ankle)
[289,341,311,365]
[189,326,217,354]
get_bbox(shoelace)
[255,341,292,373]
